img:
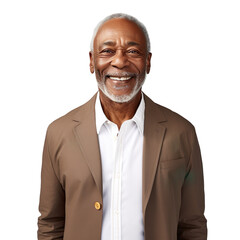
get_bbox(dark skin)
[89,18,152,129]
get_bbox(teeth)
[109,76,132,81]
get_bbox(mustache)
[104,72,136,78]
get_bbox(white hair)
[90,13,151,53]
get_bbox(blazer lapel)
[142,94,167,218]
[72,94,103,199]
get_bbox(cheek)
[94,58,110,71]
[129,59,147,73]
[94,62,107,80]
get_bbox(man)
[38,13,207,240]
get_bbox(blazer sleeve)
[37,127,65,239]
[177,127,207,239]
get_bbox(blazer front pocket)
[159,157,186,187]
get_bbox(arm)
[177,128,207,239]
[37,128,65,239]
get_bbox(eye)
[100,49,115,54]
[127,49,141,55]
[128,50,137,53]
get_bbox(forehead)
[94,18,147,48]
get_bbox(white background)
[0,0,239,239]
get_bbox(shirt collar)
[95,92,145,135]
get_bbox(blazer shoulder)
[145,93,195,131]
[161,104,194,129]
[155,103,199,152]
[46,94,96,140]
[147,99,196,137]
[47,105,80,133]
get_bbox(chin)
[98,81,144,103]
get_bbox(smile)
[108,76,132,81]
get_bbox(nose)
[111,50,129,69]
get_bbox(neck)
[99,90,142,130]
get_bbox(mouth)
[104,74,136,91]
[108,76,132,81]
[105,73,135,82]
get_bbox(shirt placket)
[111,122,128,240]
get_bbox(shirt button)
[94,201,102,210]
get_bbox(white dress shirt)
[95,92,145,240]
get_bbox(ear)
[89,51,94,74]
[146,52,152,74]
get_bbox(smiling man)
[90,17,151,107]
[38,13,207,240]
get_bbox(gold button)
[95,201,102,210]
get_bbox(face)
[89,18,152,103]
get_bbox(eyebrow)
[101,41,140,47]
[127,41,140,47]
[102,41,116,47]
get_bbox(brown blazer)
[38,93,207,240]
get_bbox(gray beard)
[96,74,146,103]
